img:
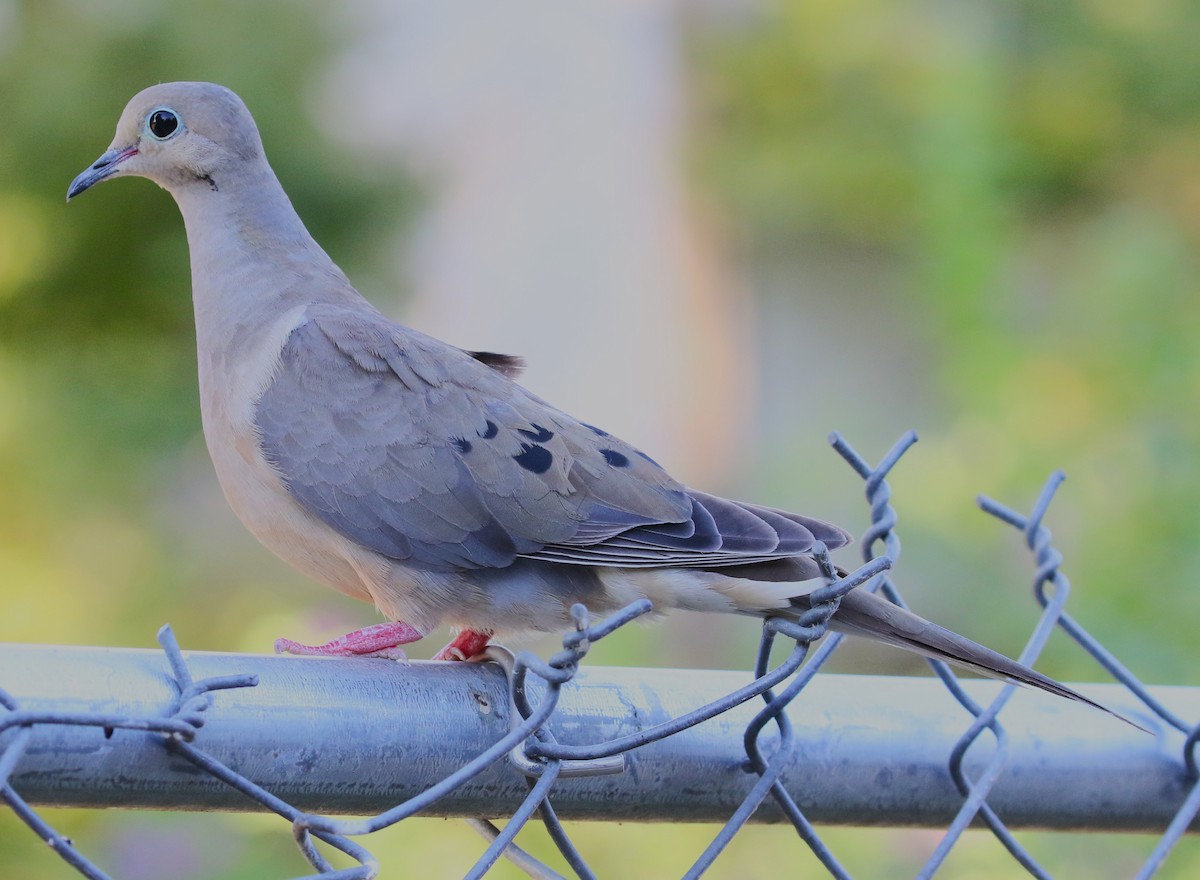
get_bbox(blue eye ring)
[146,107,182,140]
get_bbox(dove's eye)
[146,108,181,140]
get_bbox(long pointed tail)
[826,588,1144,731]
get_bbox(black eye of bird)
[148,109,179,140]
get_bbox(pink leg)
[431,629,493,662]
[274,621,425,661]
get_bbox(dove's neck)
[174,159,362,349]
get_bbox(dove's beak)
[67,145,139,201]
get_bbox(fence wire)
[1,431,1197,879]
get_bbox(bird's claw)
[273,621,425,660]
[431,629,493,662]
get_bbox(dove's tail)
[819,588,1146,731]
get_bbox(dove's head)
[68,82,264,201]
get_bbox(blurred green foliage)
[0,0,414,656]
[696,0,1200,683]
[1,0,1199,877]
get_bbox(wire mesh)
[1,431,1196,879]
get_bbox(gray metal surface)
[0,640,1185,829]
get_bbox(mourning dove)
[68,82,1116,718]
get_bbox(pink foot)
[274,621,425,661]
[431,629,493,662]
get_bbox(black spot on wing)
[518,423,555,443]
[452,437,472,454]
[513,443,553,474]
[479,420,499,440]
[600,449,629,467]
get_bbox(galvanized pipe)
[0,642,1191,830]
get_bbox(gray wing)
[256,305,849,574]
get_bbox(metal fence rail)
[1,645,1192,825]
[2,432,1198,880]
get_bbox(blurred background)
[2,0,1199,876]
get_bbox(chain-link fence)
[2,432,1197,879]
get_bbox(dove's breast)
[194,303,377,604]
